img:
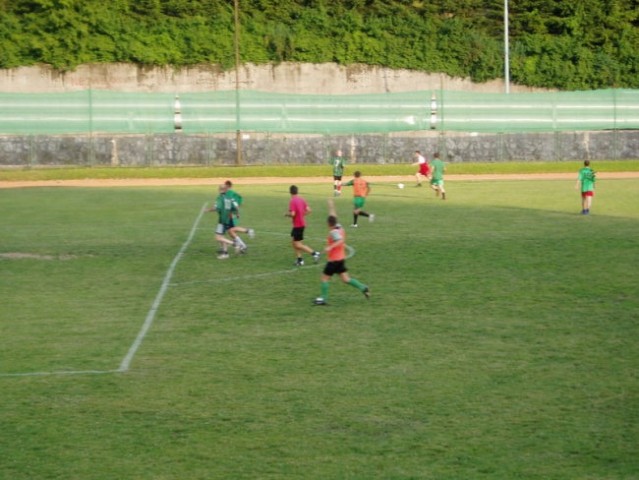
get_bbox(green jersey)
[215,193,237,224]
[578,167,596,192]
[330,155,346,176]
[431,158,445,181]
[226,189,243,207]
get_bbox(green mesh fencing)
[0,91,175,135]
[0,89,638,135]
[440,89,639,132]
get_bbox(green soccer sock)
[321,281,329,300]
[348,278,366,292]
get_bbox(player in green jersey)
[429,152,446,200]
[575,160,596,214]
[329,149,346,196]
[224,180,255,252]
[208,184,237,259]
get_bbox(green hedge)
[1,0,638,90]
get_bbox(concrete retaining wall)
[0,63,547,94]
[2,64,636,166]
[1,130,637,167]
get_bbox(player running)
[343,170,375,227]
[208,184,239,259]
[313,198,370,306]
[285,185,321,267]
[429,152,446,200]
[224,180,255,253]
[411,150,431,187]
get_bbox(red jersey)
[416,154,430,176]
[289,195,308,228]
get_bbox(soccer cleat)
[313,297,327,306]
[240,246,248,254]
[350,224,358,228]
[248,228,255,239]
[296,258,305,266]
[362,287,370,300]
[312,251,321,263]
[217,252,230,260]
[368,214,375,223]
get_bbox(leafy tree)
[0,0,637,88]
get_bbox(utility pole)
[234,0,242,164]
[504,0,510,94]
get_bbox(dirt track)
[1,172,638,189]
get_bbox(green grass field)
[1,159,639,182]
[1,178,638,479]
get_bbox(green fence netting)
[0,89,638,135]
[439,89,639,132]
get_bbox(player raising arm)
[313,198,370,305]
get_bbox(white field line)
[117,202,208,373]
[0,369,121,378]
[0,218,356,378]
[171,266,302,287]
[0,202,208,378]
[170,230,355,287]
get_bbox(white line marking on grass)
[118,203,208,373]
[172,267,302,286]
[170,245,355,287]
[0,203,208,379]
[0,212,355,378]
[0,369,121,378]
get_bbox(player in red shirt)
[411,150,431,187]
[285,185,321,267]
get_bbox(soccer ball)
[397,183,405,189]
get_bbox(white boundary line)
[170,238,355,287]
[0,214,357,378]
[117,202,207,373]
[0,369,121,378]
[0,202,208,378]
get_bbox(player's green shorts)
[353,197,366,209]
[430,179,444,187]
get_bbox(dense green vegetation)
[1,0,638,90]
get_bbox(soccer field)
[1,179,638,479]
